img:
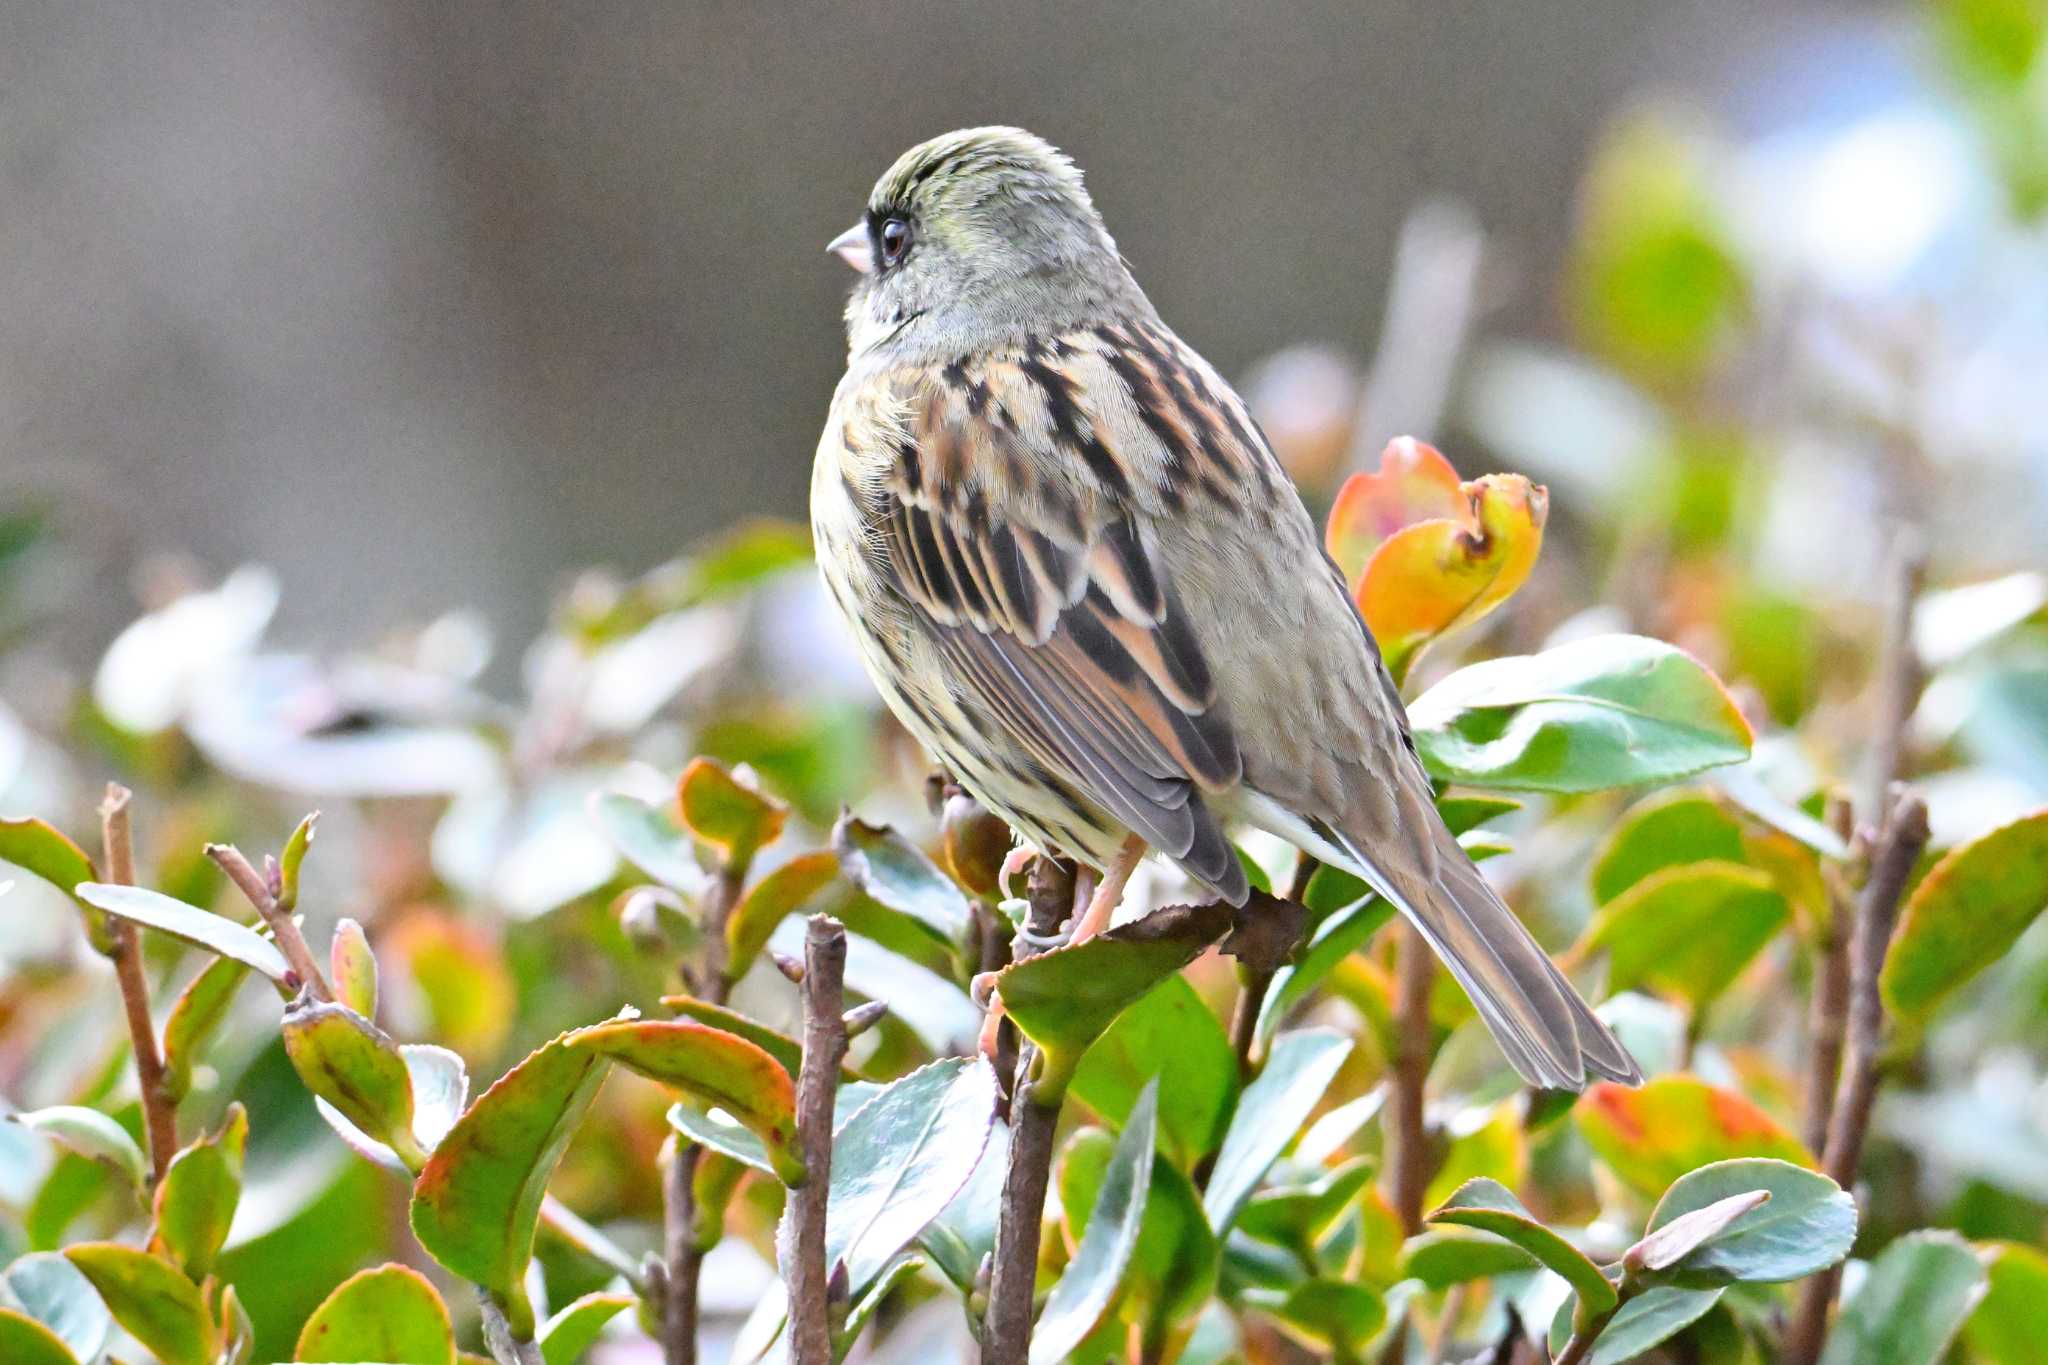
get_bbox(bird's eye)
[878,216,912,268]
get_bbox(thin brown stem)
[1800,794,1857,1156]
[100,785,176,1180]
[478,1295,545,1365]
[207,842,331,1001]
[662,867,742,1365]
[1388,921,1435,1233]
[786,915,849,1365]
[983,856,1075,1365]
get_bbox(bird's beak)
[827,222,873,274]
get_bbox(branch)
[1800,794,1856,1155]
[983,856,1075,1365]
[786,915,849,1365]
[661,865,743,1365]
[478,1294,545,1365]
[1228,855,1319,1080]
[1388,921,1435,1233]
[100,785,177,1180]
[206,842,330,1002]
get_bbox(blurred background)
[13,0,2035,654]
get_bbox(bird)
[810,127,1641,1091]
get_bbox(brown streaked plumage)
[812,127,1640,1090]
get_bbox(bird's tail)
[1244,792,1641,1091]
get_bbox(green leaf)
[294,1263,455,1364]
[811,1056,998,1296]
[1437,793,1523,836]
[1031,1081,1158,1365]
[837,1254,924,1359]
[1581,862,1788,1008]
[63,1242,218,1365]
[1549,1286,1725,1364]
[1257,895,1393,1045]
[1642,1159,1856,1285]
[0,817,105,950]
[1399,1227,1541,1288]
[723,850,840,981]
[277,811,318,913]
[1819,1231,1989,1365]
[1625,1189,1772,1277]
[0,1254,110,1364]
[1575,1076,1814,1197]
[1407,634,1753,792]
[567,1018,802,1185]
[329,917,377,1019]
[919,1118,1009,1293]
[0,1311,78,1365]
[833,812,974,945]
[537,1291,633,1365]
[677,757,787,871]
[1427,1178,1617,1314]
[1591,788,1747,903]
[1966,1241,2048,1365]
[1203,1028,1352,1232]
[661,995,804,1077]
[1235,1155,1377,1256]
[998,901,1233,1102]
[283,999,423,1169]
[74,883,292,986]
[668,1103,774,1175]
[10,1107,145,1195]
[1882,809,2048,1024]
[318,1044,471,1173]
[588,791,705,894]
[1071,975,1238,1169]
[409,1024,613,1337]
[1246,1279,1386,1355]
[152,1103,246,1278]
[1058,1128,1219,1346]
[219,1283,255,1365]
[161,954,252,1105]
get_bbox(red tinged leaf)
[1575,1075,1812,1197]
[676,757,787,871]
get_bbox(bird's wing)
[847,325,1254,901]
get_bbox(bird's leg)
[1068,834,1147,944]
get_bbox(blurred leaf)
[0,1253,110,1364]
[1576,1077,1813,1197]
[833,812,974,946]
[1071,975,1238,1169]
[1438,794,1523,837]
[1549,1286,1725,1365]
[1408,634,1753,792]
[74,883,291,986]
[1882,809,2048,1025]
[567,1018,802,1185]
[1933,0,2044,92]
[409,1024,614,1337]
[0,1312,77,1365]
[1203,1028,1353,1232]
[1572,113,1746,383]
[1246,1278,1386,1354]
[64,1242,217,1365]
[661,995,804,1077]
[587,791,705,896]
[276,812,318,914]
[220,1284,256,1365]
[0,817,105,951]
[1582,862,1788,1007]
[283,999,423,1170]
[677,757,786,872]
[151,1103,246,1279]
[294,1263,454,1365]
[1236,1155,1376,1257]
[1059,1127,1219,1347]
[1591,788,1747,904]
[1399,1226,1540,1288]
[694,701,875,829]
[537,1291,632,1365]
[807,1056,998,1297]
[1819,1230,1989,1365]
[1259,895,1393,1044]
[998,900,1232,1102]
[1031,1082,1157,1365]
[1965,1241,2048,1364]
[1643,1159,1855,1286]
[1333,438,1549,684]
[10,1107,145,1195]
[328,918,377,1019]
[385,913,515,1062]
[1428,1177,1618,1313]
[723,850,840,982]
[1915,572,2048,666]
[1427,1103,1529,1210]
